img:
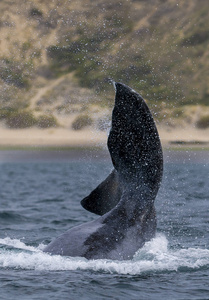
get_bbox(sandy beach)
[0,125,209,149]
[0,127,107,148]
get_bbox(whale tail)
[108,82,163,194]
[44,82,163,260]
[81,82,163,215]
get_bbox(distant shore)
[0,126,209,150]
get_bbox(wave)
[0,211,29,224]
[0,235,209,275]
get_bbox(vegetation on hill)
[0,0,209,129]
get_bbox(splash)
[0,234,209,275]
[0,237,41,252]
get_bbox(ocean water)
[0,149,209,300]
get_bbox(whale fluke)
[81,169,122,215]
[43,82,163,260]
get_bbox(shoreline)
[0,126,208,151]
[0,144,208,151]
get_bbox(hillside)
[0,0,209,132]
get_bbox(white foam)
[0,237,39,252]
[0,234,209,274]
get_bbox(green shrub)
[36,114,58,128]
[72,114,93,130]
[199,93,209,106]
[171,108,184,118]
[0,107,16,120]
[181,30,209,46]
[5,110,36,129]
[0,60,30,88]
[30,8,43,18]
[196,115,209,129]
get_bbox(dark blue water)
[0,150,209,300]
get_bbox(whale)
[43,82,163,260]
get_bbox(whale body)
[43,82,163,260]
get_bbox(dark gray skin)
[43,82,163,260]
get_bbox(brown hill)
[0,0,209,130]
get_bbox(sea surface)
[0,149,209,300]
